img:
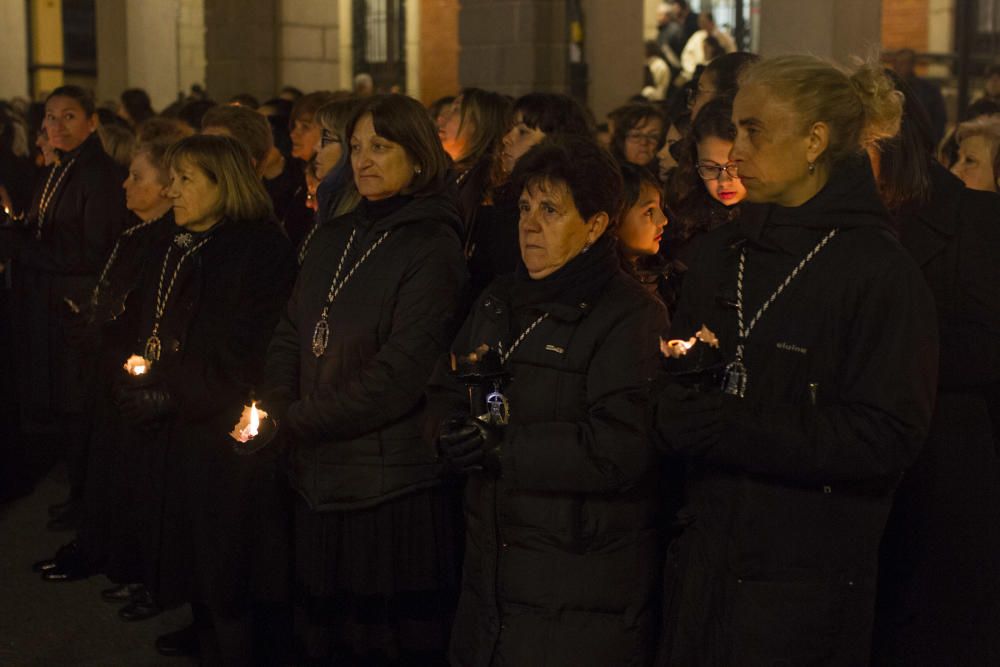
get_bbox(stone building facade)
[0,0,960,120]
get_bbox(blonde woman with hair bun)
[651,54,939,666]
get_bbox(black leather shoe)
[41,558,90,582]
[118,589,162,622]
[32,557,58,573]
[33,540,81,574]
[101,583,141,603]
[155,624,198,657]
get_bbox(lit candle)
[660,324,721,359]
[230,401,269,443]
[123,354,149,376]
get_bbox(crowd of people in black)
[0,42,998,667]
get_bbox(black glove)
[437,416,503,477]
[117,385,176,428]
[652,380,724,456]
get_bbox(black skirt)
[294,483,463,664]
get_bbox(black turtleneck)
[360,194,414,222]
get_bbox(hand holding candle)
[660,325,720,359]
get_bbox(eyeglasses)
[626,131,661,145]
[697,163,739,180]
[321,129,341,148]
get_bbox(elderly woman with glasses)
[611,103,666,168]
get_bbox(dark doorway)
[352,0,407,93]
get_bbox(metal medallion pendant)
[723,359,748,398]
[485,381,511,426]
[311,318,330,358]
[144,334,162,363]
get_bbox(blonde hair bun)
[741,55,903,164]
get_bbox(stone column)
[582,0,643,120]
[458,0,569,98]
[0,0,31,98]
[95,0,127,105]
[420,0,460,104]
[204,0,277,102]
[757,0,882,65]
[277,0,344,93]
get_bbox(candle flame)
[124,354,149,376]
[660,325,721,359]
[231,401,268,443]
[248,402,260,438]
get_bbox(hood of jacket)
[358,188,463,240]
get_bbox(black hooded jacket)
[263,191,468,511]
[655,156,939,666]
[428,235,669,667]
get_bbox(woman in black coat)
[260,94,468,665]
[0,86,128,510]
[651,56,939,666]
[871,75,1000,666]
[115,134,297,663]
[429,135,668,667]
[33,128,183,606]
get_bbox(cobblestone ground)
[0,465,195,667]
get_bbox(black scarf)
[510,233,620,309]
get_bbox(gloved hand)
[652,380,724,457]
[117,385,176,428]
[437,416,503,477]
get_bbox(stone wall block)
[282,25,325,59]
[281,60,339,90]
[281,0,339,26]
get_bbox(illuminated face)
[951,135,998,193]
[437,95,474,161]
[697,135,747,206]
[624,115,663,166]
[166,157,222,232]
[350,113,417,201]
[43,96,97,153]
[731,83,815,206]
[124,151,170,220]
[619,181,668,256]
[501,112,547,175]
[290,114,320,161]
[518,179,606,279]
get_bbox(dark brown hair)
[512,134,624,226]
[46,85,96,117]
[344,94,451,197]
